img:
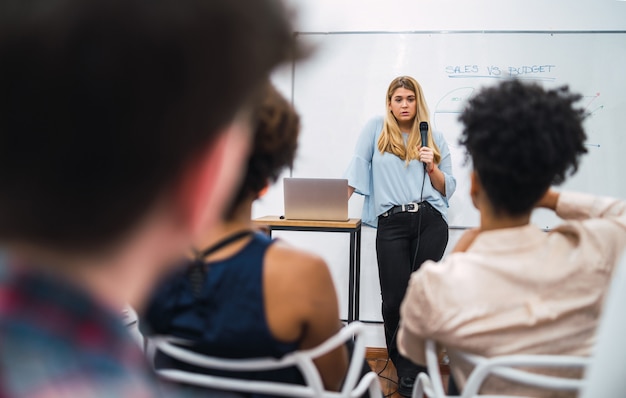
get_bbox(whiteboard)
[289,32,626,229]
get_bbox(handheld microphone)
[419,121,429,170]
[419,121,428,148]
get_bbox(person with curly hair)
[142,83,350,396]
[345,76,457,396]
[398,80,626,397]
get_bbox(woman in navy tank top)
[142,83,350,396]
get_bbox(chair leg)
[413,372,434,398]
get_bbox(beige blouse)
[398,191,626,397]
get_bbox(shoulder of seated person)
[265,242,328,275]
[412,258,462,284]
[412,256,494,304]
[268,240,325,261]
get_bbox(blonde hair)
[377,76,441,165]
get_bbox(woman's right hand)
[418,145,434,172]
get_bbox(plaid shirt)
[0,264,163,398]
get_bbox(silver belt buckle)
[406,202,420,212]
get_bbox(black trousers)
[375,202,448,379]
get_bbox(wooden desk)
[252,216,362,322]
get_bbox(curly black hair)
[458,80,588,216]
[225,83,300,219]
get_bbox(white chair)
[148,321,383,398]
[580,252,626,397]
[412,340,590,398]
[122,305,144,350]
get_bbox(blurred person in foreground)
[398,80,626,397]
[0,0,298,396]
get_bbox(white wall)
[287,0,626,32]
[255,0,626,348]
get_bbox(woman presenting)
[345,76,456,397]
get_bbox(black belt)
[380,202,428,218]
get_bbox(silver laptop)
[283,178,349,221]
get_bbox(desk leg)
[354,228,361,321]
[348,230,355,323]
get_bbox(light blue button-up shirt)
[345,116,456,227]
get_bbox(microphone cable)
[386,163,427,354]
[411,164,427,272]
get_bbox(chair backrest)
[148,321,382,398]
[122,305,144,350]
[580,252,626,397]
[453,349,589,397]
[413,339,590,397]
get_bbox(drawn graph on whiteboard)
[582,92,604,148]
[432,87,474,149]
[431,87,477,228]
[432,87,605,150]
